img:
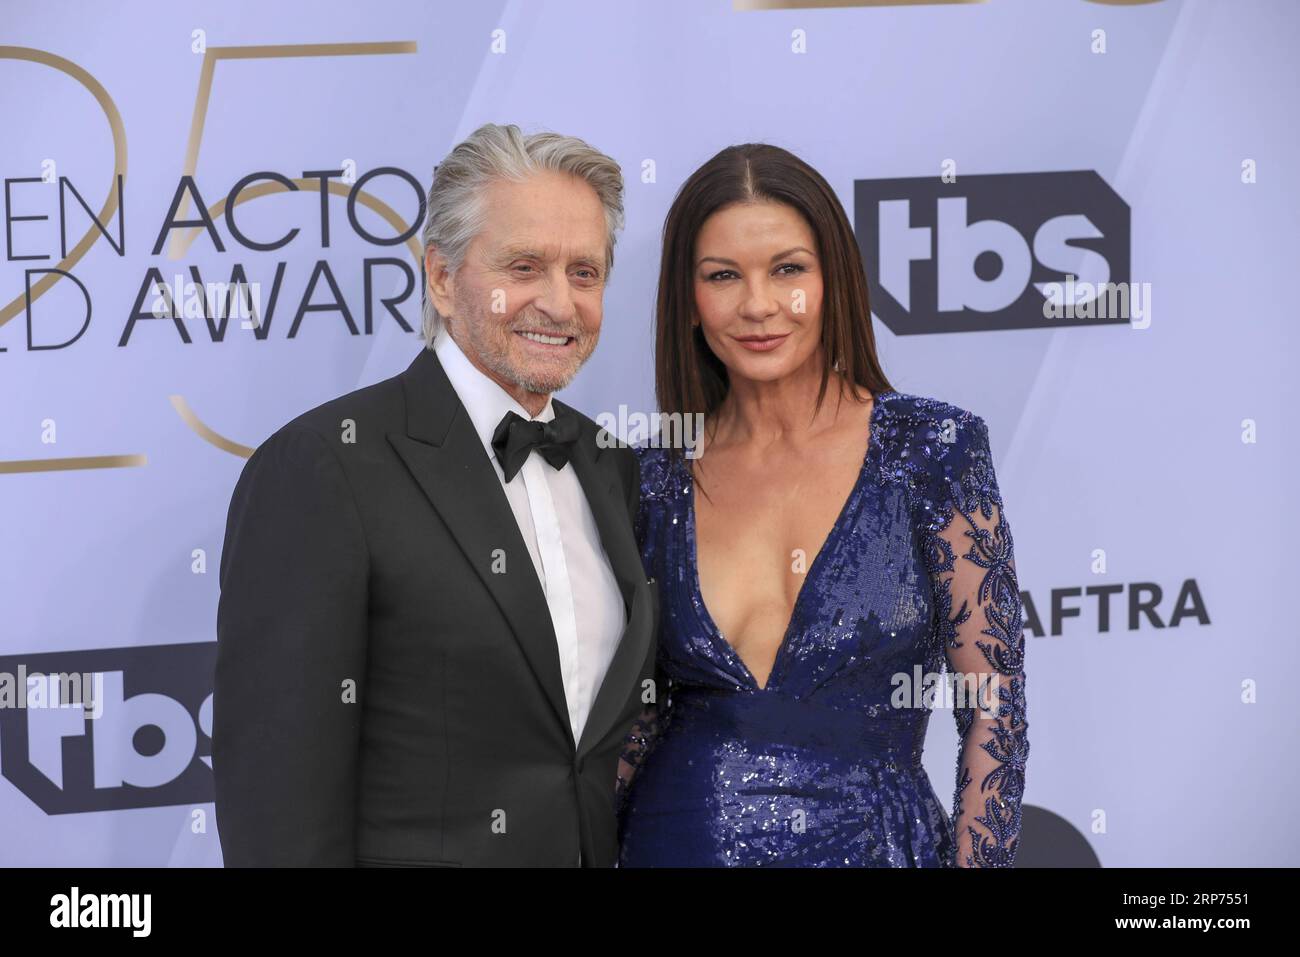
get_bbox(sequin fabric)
[615,392,1029,867]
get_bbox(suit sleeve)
[213,426,370,866]
[620,442,641,526]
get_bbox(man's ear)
[425,245,456,320]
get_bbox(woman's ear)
[425,245,455,319]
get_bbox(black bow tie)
[491,409,581,482]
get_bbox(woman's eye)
[706,270,736,281]
[776,263,806,276]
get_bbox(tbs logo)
[855,171,1132,333]
[0,643,214,813]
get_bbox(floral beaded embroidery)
[871,397,1029,868]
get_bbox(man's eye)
[512,263,536,273]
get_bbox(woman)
[615,143,1029,867]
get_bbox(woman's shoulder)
[874,389,987,435]
[871,389,999,513]
[632,443,688,504]
[874,389,991,453]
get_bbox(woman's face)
[691,200,825,387]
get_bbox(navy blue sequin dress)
[616,392,1029,867]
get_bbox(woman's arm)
[615,700,662,814]
[927,414,1029,867]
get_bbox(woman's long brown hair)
[654,143,894,467]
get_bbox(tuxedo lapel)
[559,402,653,760]
[386,348,574,748]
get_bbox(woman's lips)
[733,332,790,352]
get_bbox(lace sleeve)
[926,413,1029,868]
[615,700,662,815]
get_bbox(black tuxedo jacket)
[213,347,656,867]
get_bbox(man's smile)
[515,329,577,349]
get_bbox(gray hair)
[420,123,625,347]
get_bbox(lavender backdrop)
[1,0,1295,866]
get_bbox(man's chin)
[488,359,572,396]
[501,348,592,395]
[515,369,579,396]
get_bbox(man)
[213,123,655,867]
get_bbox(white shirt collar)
[433,325,555,456]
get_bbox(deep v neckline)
[684,393,890,692]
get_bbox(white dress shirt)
[434,327,626,747]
